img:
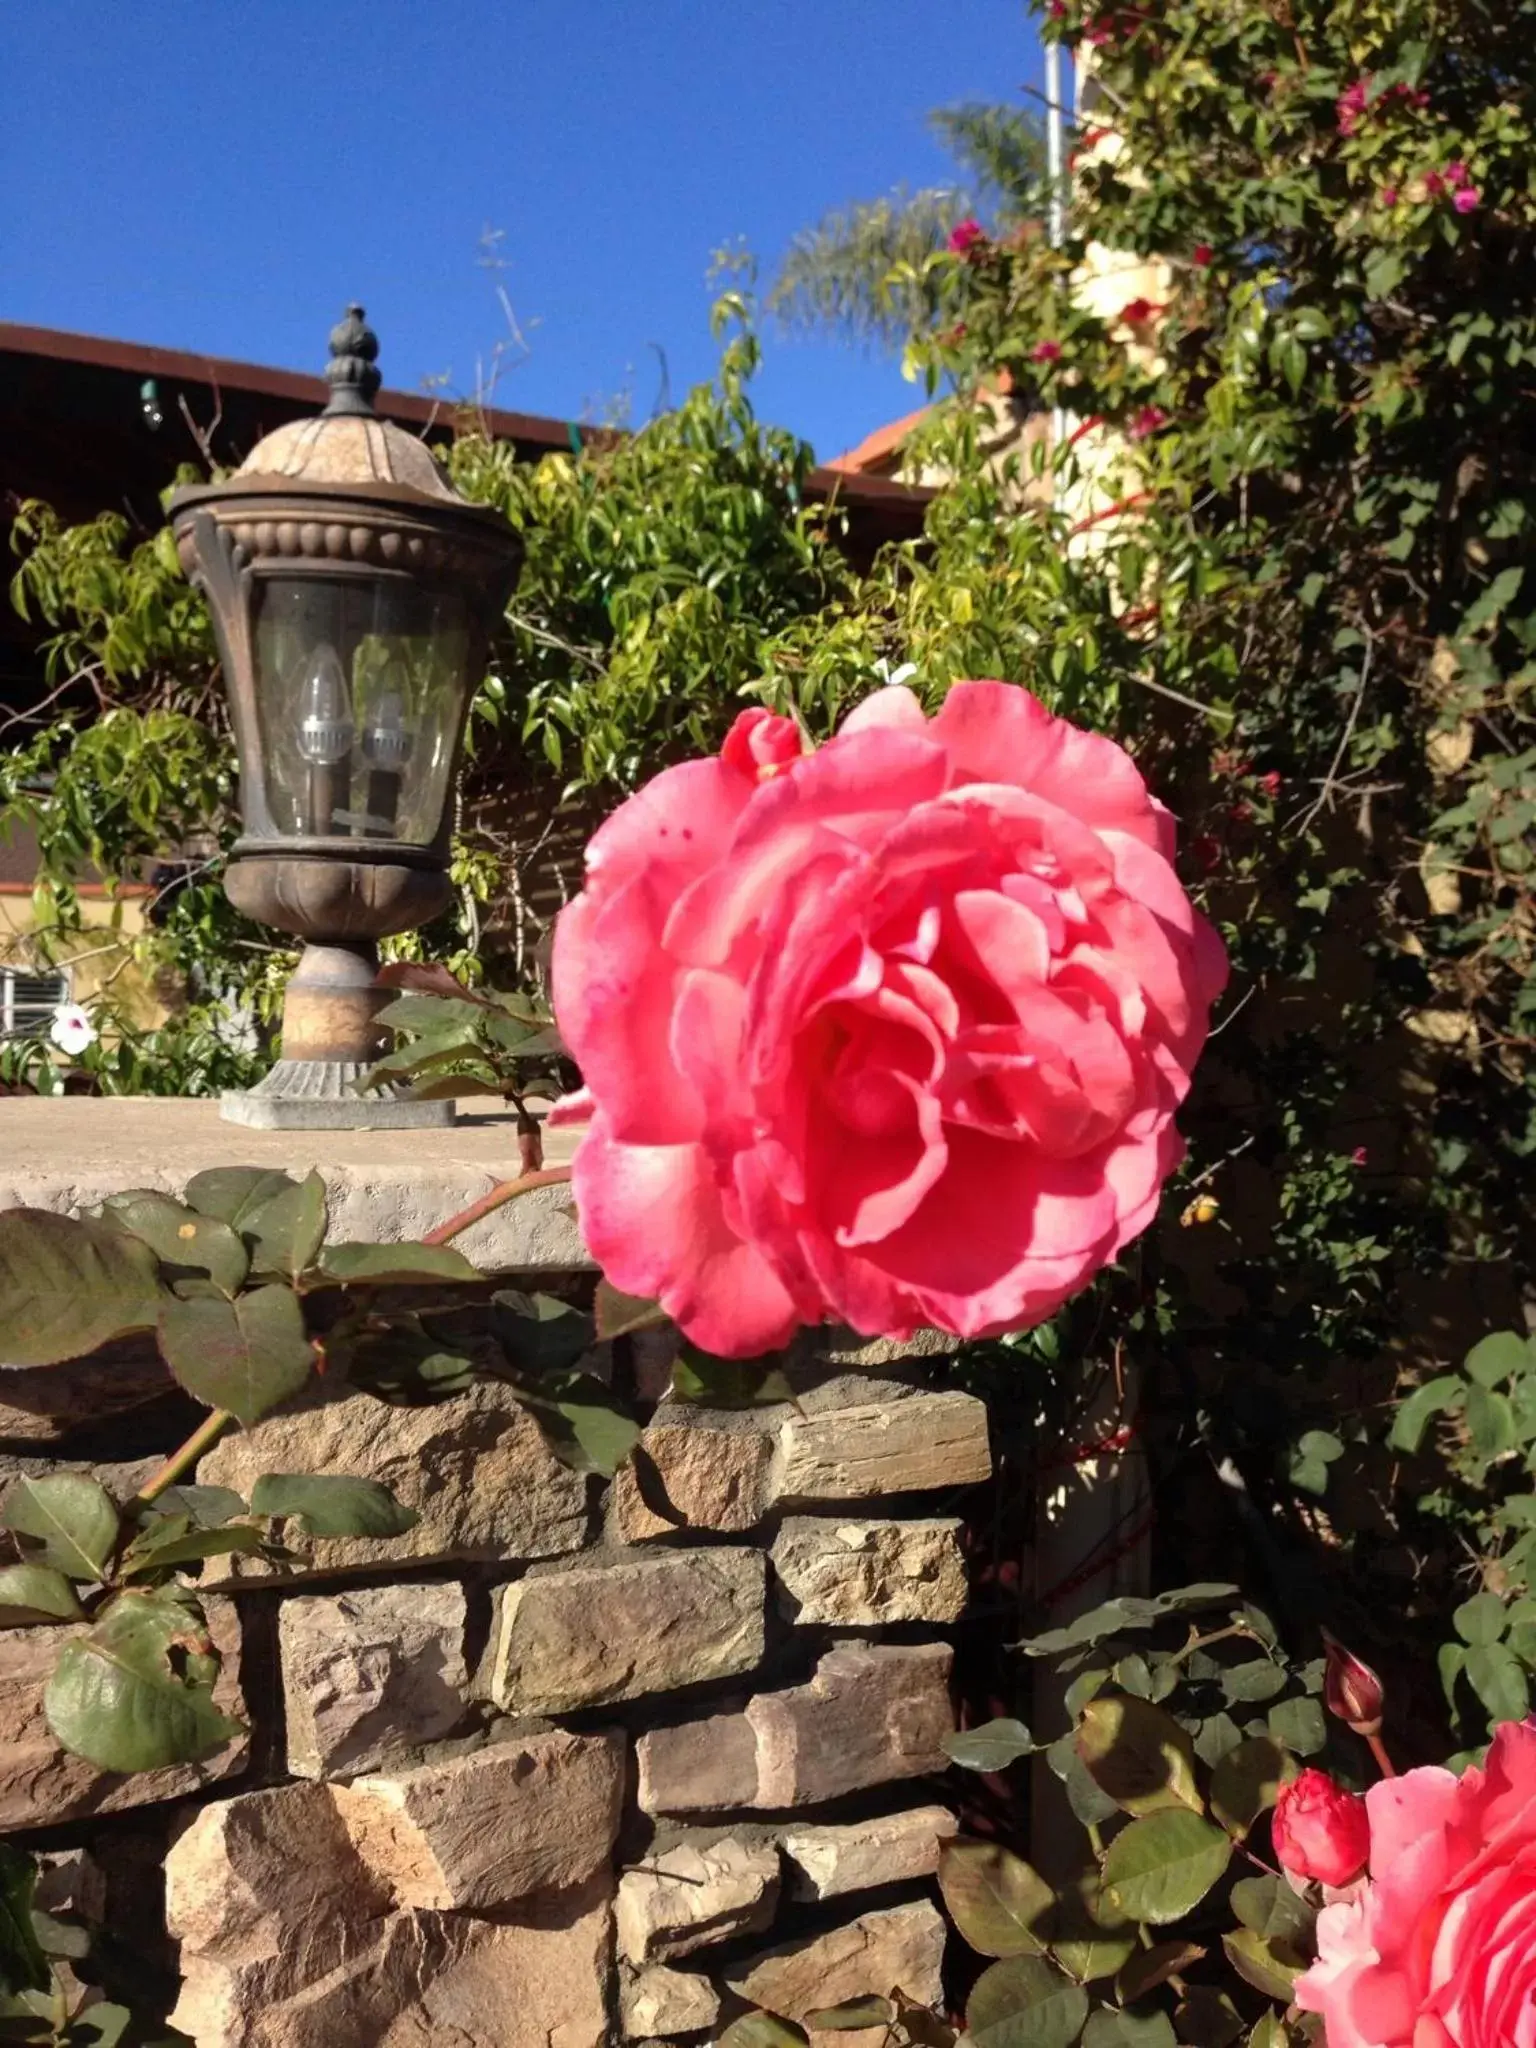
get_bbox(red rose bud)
[1273,1769,1371,1888]
[1323,1631,1386,1735]
[1192,243,1213,267]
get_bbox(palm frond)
[929,101,1048,213]
[766,186,972,346]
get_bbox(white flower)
[874,659,919,688]
[48,1003,96,1057]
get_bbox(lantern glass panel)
[252,576,471,846]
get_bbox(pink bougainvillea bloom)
[1273,1770,1373,1889]
[1424,170,1446,197]
[1031,340,1063,363]
[1444,161,1468,187]
[1381,186,1399,207]
[947,217,987,256]
[1119,296,1158,326]
[553,684,1227,1356]
[1336,79,1370,135]
[1259,770,1282,797]
[1295,1719,1536,2048]
[1128,405,1168,440]
[1454,186,1480,213]
[1192,243,1214,267]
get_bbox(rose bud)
[1322,1631,1386,1735]
[1272,1768,1371,1888]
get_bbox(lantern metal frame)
[169,310,522,1129]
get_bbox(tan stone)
[776,1390,990,1502]
[636,1709,760,1816]
[0,1596,246,1829]
[780,1807,958,1900]
[482,1549,765,1714]
[280,1580,468,1779]
[610,1421,776,1540]
[723,1901,946,2030]
[640,1644,953,1814]
[749,1643,954,1807]
[167,1772,616,2048]
[621,1962,721,2039]
[0,1336,171,1442]
[808,1325,959,1368]
[334,1730,623,1908]
[172,1877,612,2048]
[198,1379,589,1578]
[616,1835,779,1962]
[772,1518,967,1625]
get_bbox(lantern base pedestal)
[220,1060,456,1131]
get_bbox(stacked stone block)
[3,1331,989,2046]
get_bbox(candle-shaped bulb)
[296,645,354,765]
[361,688,414,771]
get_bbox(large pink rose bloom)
[1296,1719,1536,2048]
[552,682,1226,1356]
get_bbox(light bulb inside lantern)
[296,644,355,765]
[360,686,415,835]
[295,643,354,835]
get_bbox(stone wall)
[0,1120,990,2048]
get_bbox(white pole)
[1044,38,1069,466]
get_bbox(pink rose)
[552,682,1227,1356]
[721,706,806,779]
[1273,1769,1372,1888]
[1296,1719,1536,2048]
[1453,187,1479,213]
[947,218,987,256]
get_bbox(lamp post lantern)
[171,307,521,1129]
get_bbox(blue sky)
[0,2,1040,463]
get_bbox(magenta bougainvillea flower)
[947,218,987,256]
[552,683,1226,1356]
[1031,339,1063,363]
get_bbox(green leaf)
[1076,1695,1203,1816]
[1,1476,119,1582]
[1210,1736,1293,1840]
[671,1343,795,1408]
[937,1838,1054,1957]
[1117,1942,1206,2003]
[1174,1990,1244,2048]
[43,1589,241,1772]
[0,1564,86,1625]
[518,1374,643,1477]
[1192,1713,1242,1766]
[0,1210,160,1365]
[967,1956,1089,2048]
[1466,1642,1530,1722]
[1221,1930,1302,2001]
[806,1999,896,2030]
[945,1718,1035,1771]
[1084,2012,1177,2048]
[1050,1873,1135,1982]
[1229,1875,1315,1947]
[63,2004,135,2046]
[716,2018,809,2048]
[0,1846,48,2000]
[1219,1659,1288,1704]
[145,1486,248,1529]
[116,1523,266,1579]
[1465,1385,1517,1464]
[1454,1591,1509,1645]
[491,1291,597,1374]
[593,1278,671,1340]
[248,1473,419,1538]
[99,1192,248,1298]
[317,1242,479,1287]
[182,1167,299,1228]
[1046,1731,1120,1825]
[157,1285,314,1424]
[241,1172,328,1282]
[1286,1430,1342,1497]
[1101,1811,1231,1925]
[1266,1696,1326,1755]
[1464,1332,1533,1387]
[1387,1375,1465,1453]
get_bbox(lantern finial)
[322,303,381,418]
